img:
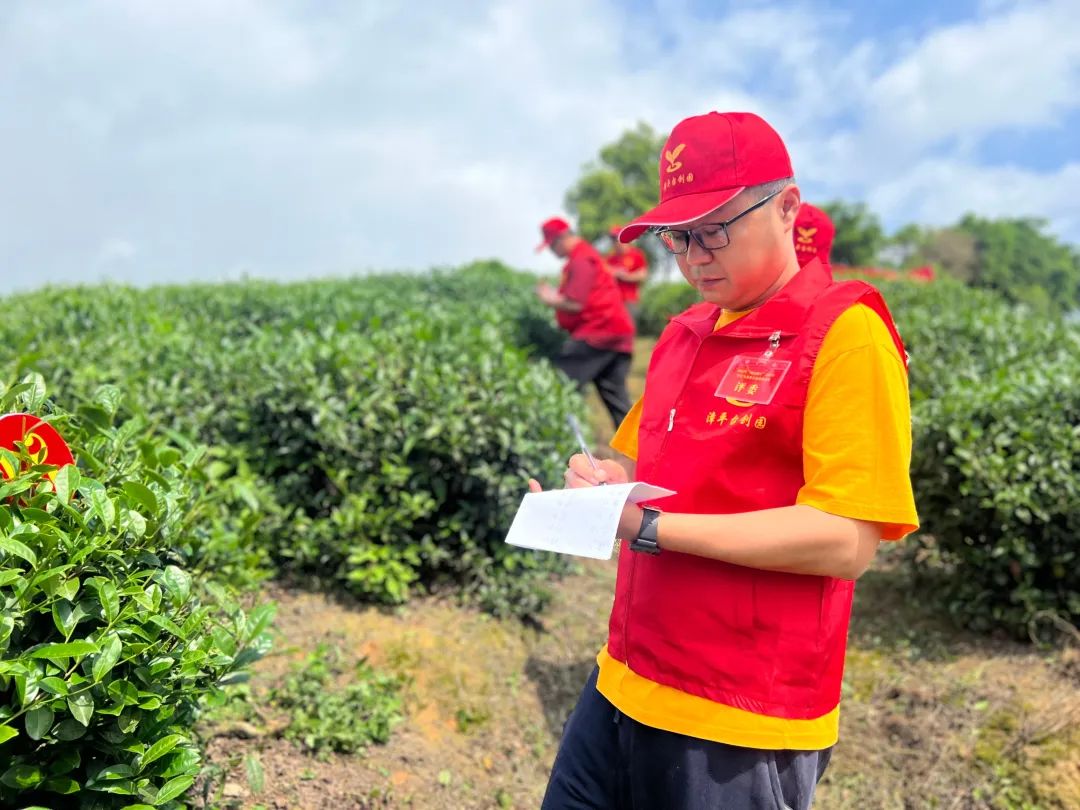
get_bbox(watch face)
[640,509,660,538]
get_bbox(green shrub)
[875,277,1071,402]
[268,644,403,756]
[903,336,1080,636]
[430,260,565,358]
[0,377,273,808]
[248,308,582,615]
[867,279,1080,636]
[0,264,582,619]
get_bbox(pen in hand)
[566,414,605,485]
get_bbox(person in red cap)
[603,223,650,321]
[534,217,636,429]
[794,202,836,268]
[531,112,918,809]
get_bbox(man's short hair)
[750,177,795,198]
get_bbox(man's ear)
[779,184,802,228]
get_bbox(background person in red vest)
[535,217,635,429]
[531,113,918,809]
[604,223,649,322]
[794,202,836,268]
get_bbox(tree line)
[565,123,1080,314]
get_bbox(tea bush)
[0,377,273,808]
[909,355,1080,635]
[0,264,581,618]
[214,306,583,613]
[877,279,1080,636]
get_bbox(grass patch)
[270,644,404,756]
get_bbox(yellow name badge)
[714,355,792,406]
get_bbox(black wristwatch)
[630,507,662,555]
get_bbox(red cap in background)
[536,217,572,252]
[793,203,836,267]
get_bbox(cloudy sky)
[2,0,1077,293]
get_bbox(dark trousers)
[555,340,632,430]
[542,667,832,810]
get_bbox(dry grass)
[818,551,1080,809]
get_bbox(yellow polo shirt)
[596,303,919,750]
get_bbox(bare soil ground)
[198,553,1080,809]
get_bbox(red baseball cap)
[536,216,572,252]
[618,112,794,243]
[793,203,835,267]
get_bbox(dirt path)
[199,559,617,809]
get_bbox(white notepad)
[505,482,676,560]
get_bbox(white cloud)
[768,0,1080,238]
[0,0,1078,296]
[866,0,1080,149]
[869,160,1080,239]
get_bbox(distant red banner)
[0,412,75,480]
[834,264,936,283]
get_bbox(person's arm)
[619,502,881,580]
[547,253,600,313]
[608,250,649,284]
[558,458,879,581]
[536,282,584,312]
[609,266,648,284]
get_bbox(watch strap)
[630,506,662,555]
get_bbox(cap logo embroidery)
[664,144,686,173]
[796,226,818,245]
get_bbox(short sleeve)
[795,304,919,540]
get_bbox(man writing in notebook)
[531,111,918,809]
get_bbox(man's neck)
[731,256,802,313]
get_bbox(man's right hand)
[564,454,630,488]
[527,453,631,494]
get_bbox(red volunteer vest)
[606,259,906,720]
[557,242,635,350]
[608,248,648,304]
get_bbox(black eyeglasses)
[653,189,783,255]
